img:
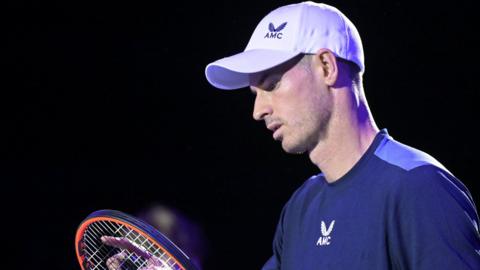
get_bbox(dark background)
[5,0,478,269]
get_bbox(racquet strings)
[82,219,182,270]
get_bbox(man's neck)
[308,100,379,183]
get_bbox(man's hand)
[101,236,173,270]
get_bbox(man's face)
[250,56,333,154]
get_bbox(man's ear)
[311,49,338,86]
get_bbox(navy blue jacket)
[262,129,480,269]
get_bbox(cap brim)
[205,49,301,90]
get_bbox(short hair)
[299,54,362,87]
[336,57,362,87]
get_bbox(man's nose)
[252,92,272,121]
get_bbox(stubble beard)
[281,107,332,155]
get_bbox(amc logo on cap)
[264,22,287,39]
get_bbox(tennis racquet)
[75,209,199,270]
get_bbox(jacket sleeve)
[388,165,480,269]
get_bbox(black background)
[5,0,479,269]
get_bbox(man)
[205,1,480,269]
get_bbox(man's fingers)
[101,237,167,269]
[101,236,152,259]
[105,251,127,270]
[101,236,172,269]
[101,236,129,249]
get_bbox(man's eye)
[266,79,280,91]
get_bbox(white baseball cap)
[205,1,364,90]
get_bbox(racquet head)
[75,209,199,270]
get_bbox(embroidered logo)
[264,22,287,39]
[316,220,335,246]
